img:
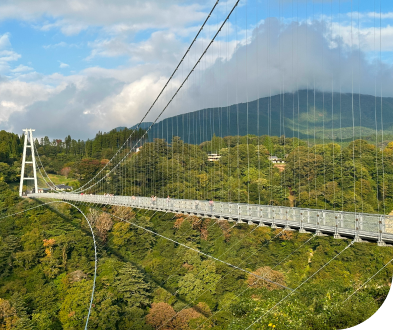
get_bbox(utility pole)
[19,129,38,197]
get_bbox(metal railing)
[29,193,393,246]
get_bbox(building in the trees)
[55,184,73,191]
[207,153,221,162]
[268,155,285,164]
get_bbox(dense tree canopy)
[1,127,393,329]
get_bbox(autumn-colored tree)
[112,205,135,220]
[173,216,185,229]
[60,166,71,177]
[95,213,113,241]
[172,308,204,329]
[189,216,202,230]
[274,228,293,241]
[43,238,56,257]
[87,209,113,241]
[146,302,176,329]
[247,266,286,290]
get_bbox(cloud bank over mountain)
[0,0,392,139]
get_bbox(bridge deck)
[29,193,393,246]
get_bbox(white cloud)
[333,23,393,53]
[2,76,125,138]
[11,64,34,73]
[0,0,208,36]
[0,33,11,49]
[0,79,53,124]
[59,61,69,68]
[86,30,187,64]
[0,33,21,74]
[348,12,393,21]
[43,41,79,49]
[179,18,393,114]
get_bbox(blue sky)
[0,0,392,139]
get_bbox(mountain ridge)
[125,90,393,144]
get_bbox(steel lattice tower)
[19,129,38,196]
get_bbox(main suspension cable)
[74,0,222,194]
[78,0,241,194]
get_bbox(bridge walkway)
[29,193,393,246]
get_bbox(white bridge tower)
[19,129,38,196]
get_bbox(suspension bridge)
[11,0,393,328]
[29,193,393,246]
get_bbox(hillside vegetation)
[0,182,392,329]
[1,115,393,329]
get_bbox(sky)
[0,0,392,140]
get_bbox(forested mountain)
[143,90,393,144]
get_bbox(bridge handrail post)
[299,211,306,233]
[316,211,322,235]
[284,208,291,230]
[354,215,362,242]
[271,208,277,228]
[377,216,386,246]
[334,213,341,239]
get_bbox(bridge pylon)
[19,129,38,197]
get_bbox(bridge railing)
[28,193,393,245]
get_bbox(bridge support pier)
[353,236,363,243]
[377,240,386,247]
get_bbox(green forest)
[104,134,393,215]
[1,128,393,329]
[1,182,392,329]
